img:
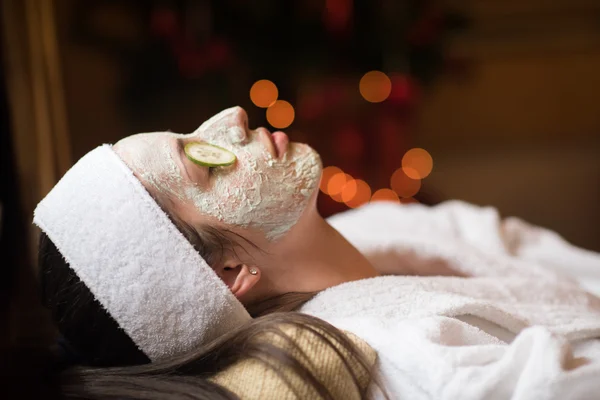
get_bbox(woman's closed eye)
[176,139,210,183]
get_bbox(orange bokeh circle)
[359,71,392,103]
[266,100,295,129]
[320,166,343,194]
[390,168,421,198]
[341,179,358,203]
[327,173,350,196]
[344,179,372,208]
[402,148,433,179]
[250,80,278,108]
[370,188,400,203]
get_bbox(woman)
[34,106,378,399]
[38,107,600,399]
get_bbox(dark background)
[3,0,600,272]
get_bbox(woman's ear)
[217,264,260,299]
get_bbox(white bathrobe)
[299,200,600,400]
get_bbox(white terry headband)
[34,144,251,361]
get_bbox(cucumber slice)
[184,142,236,167]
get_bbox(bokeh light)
[400,197,419,204]
[320,166,343,194]
[390,168,421,198]
[370,188,400,203]
[341,179,358,202]
[250,79,278,108]
[266,100,295,129]
[359,71,392,103]
[344,179,371,208]
[327,172,351,198]
[402,148,433,179]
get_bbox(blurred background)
[2,0,600,273]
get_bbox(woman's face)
[113,107,322,242]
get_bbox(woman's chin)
[289,142,321,163]
[287,141,309,155]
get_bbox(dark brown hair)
[38,225,377,399]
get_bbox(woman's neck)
[274,209,379,294]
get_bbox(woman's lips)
[271,131,289,159]
[254,127,289,159]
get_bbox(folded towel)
[302,275,600,341]
[326,201,600,293]
[301,275,600,399]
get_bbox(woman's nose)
[225,106,249,142]
[229,106,247,123]
[192,106,249,143]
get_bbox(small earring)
[249,268,258,275]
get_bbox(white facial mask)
[115,107,322,241]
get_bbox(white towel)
[301,276,600,399]
[34,144,250,361]
[326,201,600,293]
[299,201,600,399]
